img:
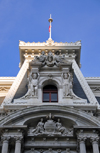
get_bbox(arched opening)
[43,85,58,102]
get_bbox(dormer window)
[43,85,58,102]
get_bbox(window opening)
[43,85,58,102]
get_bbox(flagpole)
[48,14,53,39]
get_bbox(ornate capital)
[14,136,23,143]
[77,136,86,143]
[1,136,10,143]
[91,136,99,144]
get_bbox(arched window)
[43,85,58,102]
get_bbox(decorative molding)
[0,87,10,92]
[77,132,99,140]
[19,39,81,47]
[92,87,100,91]
[72,60,98,104]
[0,77,16,79]
[1,105,100,126]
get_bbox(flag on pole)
[49,26,51,32]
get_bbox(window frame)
[43,85,58,102]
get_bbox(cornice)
[19,38,81,47]
[0,77,16,82]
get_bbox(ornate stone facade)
[0,38,100,153]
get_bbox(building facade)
[0,36,100,153]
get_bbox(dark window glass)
[43,85,58,102]
[51,93,57,102]
[43,85,57,91]
[43,93,49,102]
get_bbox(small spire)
[48,14,53,39]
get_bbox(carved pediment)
[28,114,73,137]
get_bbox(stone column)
[14,136,23,153]
[78,137,86,153]
[1,136,10,153]
[91,137,99,153]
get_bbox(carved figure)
[54,51,65,66]
[46,51,54,67]
[21,72,39,99]
[34,51,68,67]
[56,119,67,135]
[36,51,46,66]
[29,114,73,136]
[62,72,81,99]
[32,118,44,134]
[62,72,71,97]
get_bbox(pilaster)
[77,136,86,153]
[14,136,23,153]
[91,136,99,153]
[1,136,10,153]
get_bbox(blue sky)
[0,0,100,77]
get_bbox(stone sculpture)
[46,51,54,67]
[36,51,46,67]
[34,51,68,67]
[54,51,65,66]
[62,72,81,99]
[31,114,73,136]
[62,72,71,97]
[56,119,67,135]
[32,118,44,134]
[21,71,39,99]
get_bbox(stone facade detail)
[2,59,30,105]
[0,34,100,153]
[32,51,69,67]
[19,39,81,47]
[77,132,100,153]
[21,70,39,99]
[72,60,98,104]
[62,72,80,100]
[1,136,10,153]
[29,114,73,136]
[15,136,23,153]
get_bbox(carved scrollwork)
[25,148,40,153]
[25,149,72,153]
[43,148,57,153]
